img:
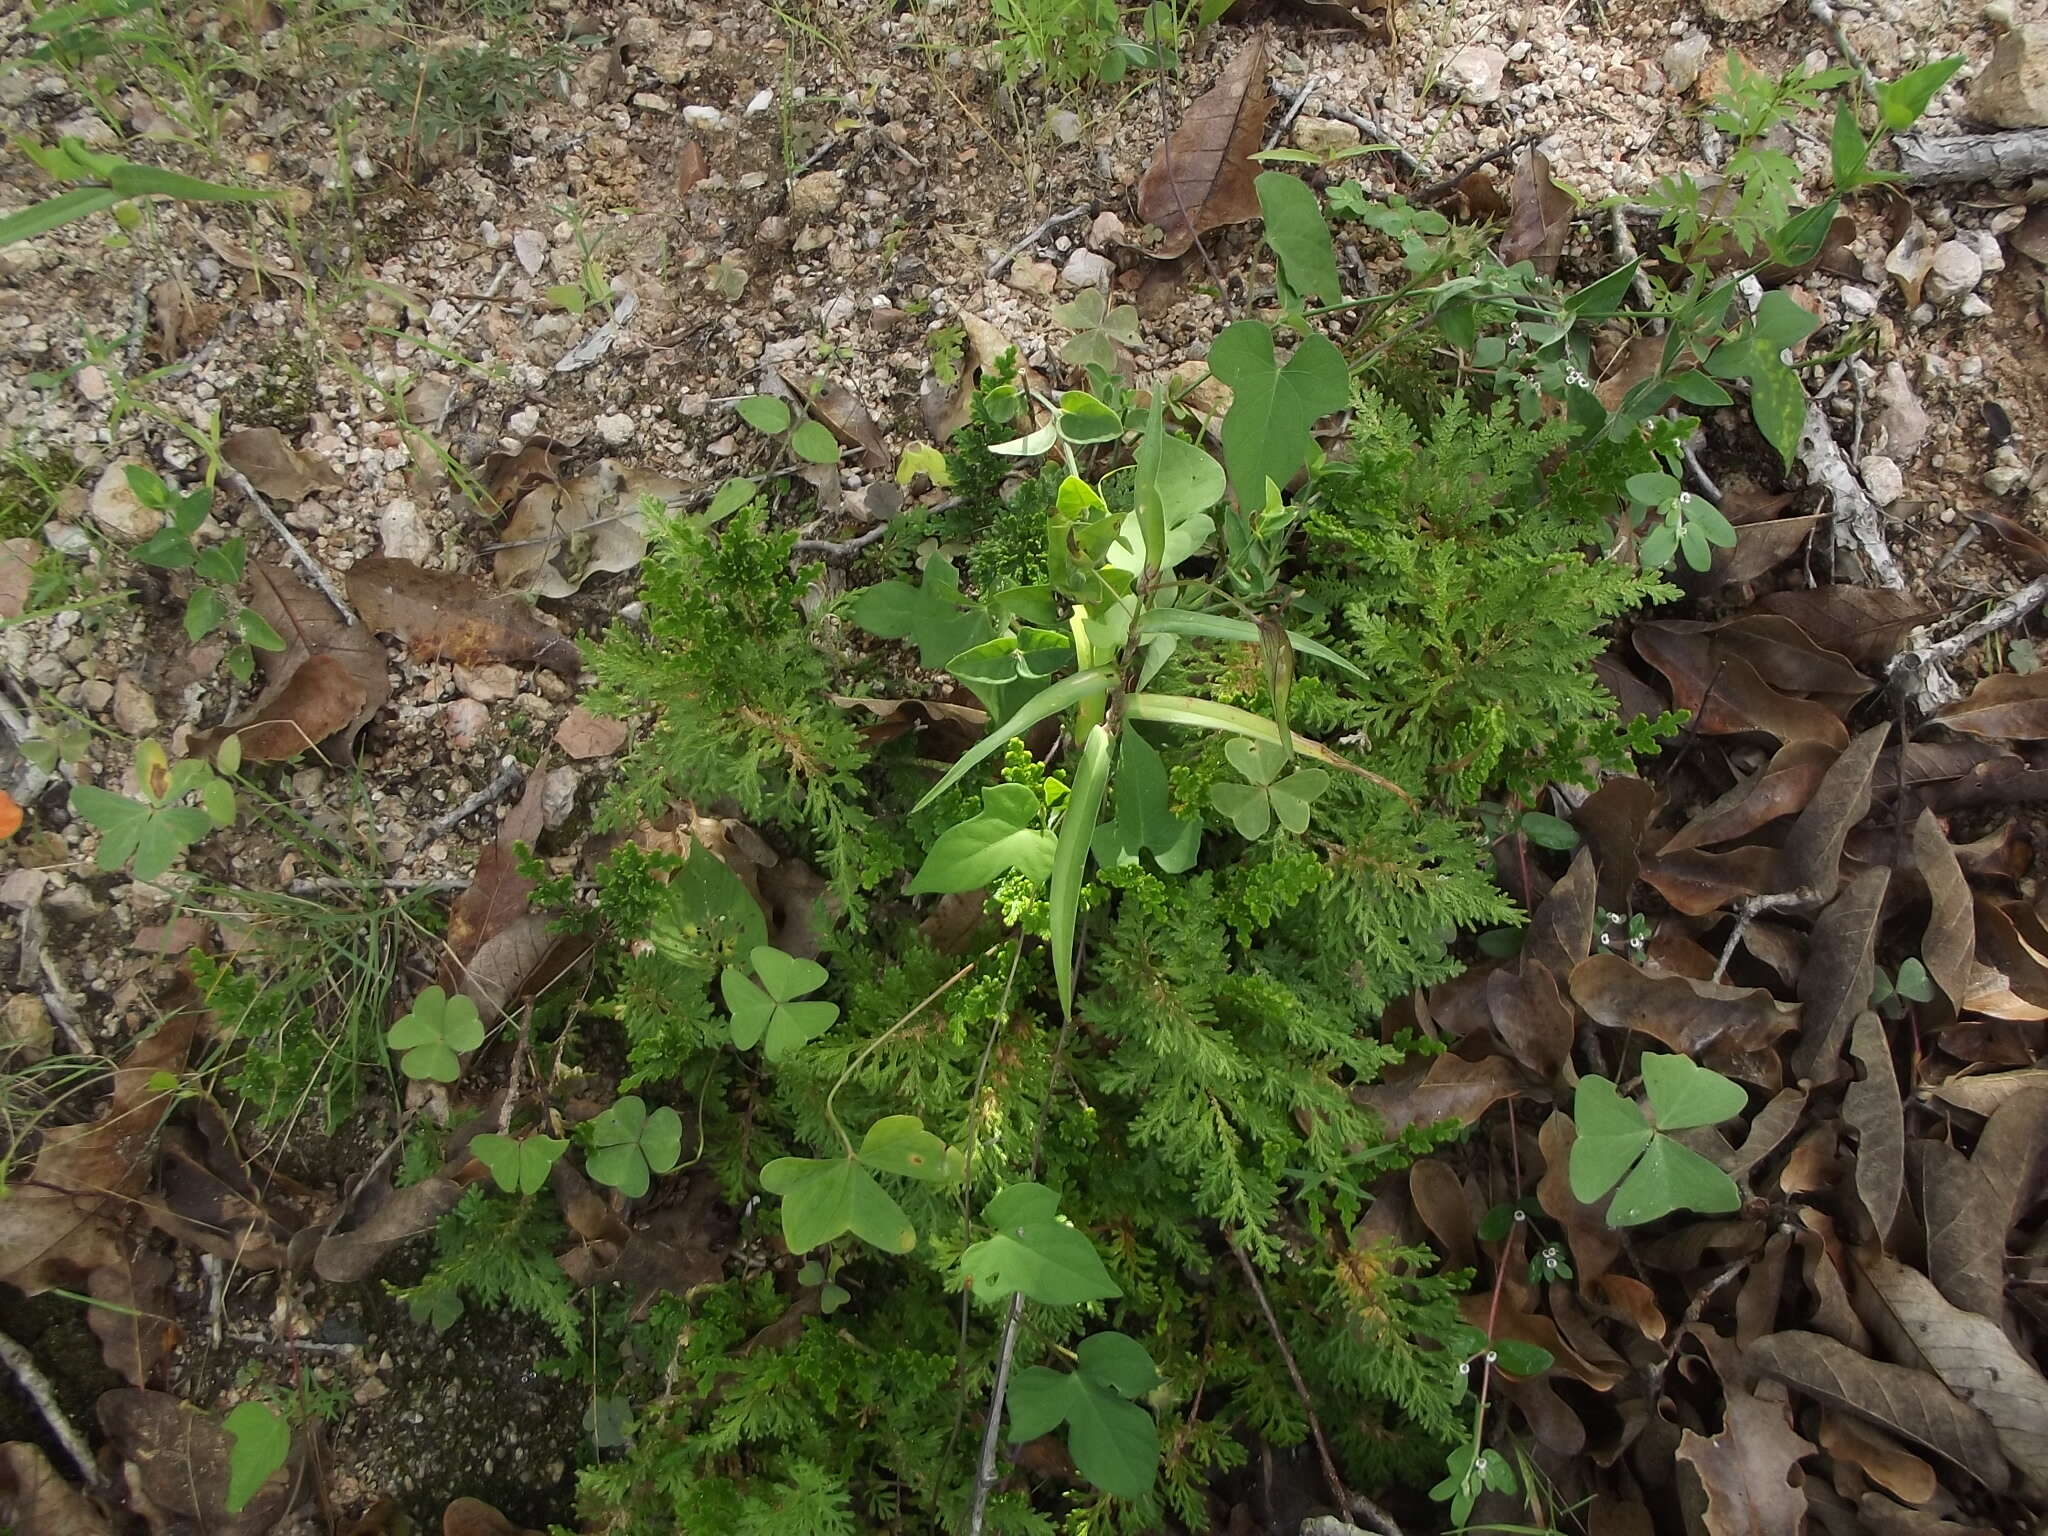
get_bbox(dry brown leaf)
[1791,867,1890,1087]
[1634,625,1849,748]
[444,1497,546,1536]
[1522,845,1596,977]
[492,462,688,598]
[194,563,390,763]
[1969,895,2048,1008]
[1486,959,1573,1082]
[100,1388,302,1534]
[1356,1051,1519,1136]
[1754,588,1929,666]
[219,427,342,502]
[1407,1158,1476,1273]
[1921,1069,2048,1118]
[1844,1011,1905,1242]
[1574,776,1655,913]
[1818,1412,1937,1505]
[199,227,313,292]
[1675,1385,1816,1536]
[1925,1084,2048,1323]
[1569,952,1799,1056]
[1136,40,1270,259]
[1934,671,2048,741]
[476,436,566,521]
[85,1247,178,1387]
[1662,740,1837,854]
[1912,812,1973,1025]
[313,1176,464,1283]
[1641,845,1779,916]
[0,1443,112,1536]
[1727,1087,1808,1186]
[1857,1252,2048,1495]
[783,373,888,470]
[676,140,708,196]
[554,705,630,760]
[1779,725,1886,900]
[1499,148,1574,277]
[1709,515,1822,590]
[349,556,580,674]
[0,538,39,621]
[1708,614,1873,697]
[1592,1273,1666,1341]
[1748,1330,2006,1492]
[1536,1110,1622,1284]
[1963,505,2048,576]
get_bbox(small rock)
[819,295,857,330]
[1959,292,1993,318]
[1957,228,2005,273]
[1839,284,1879,317]
[0,73,32,109]
[508,405,542,439]
[44,881,99,923]
[1985,465,2029,495]
[1875,361,1930,461]
[80,679,113,712]
[111,677,159,736]
[680,105,725,130]
[1662,33,1711,94]
[1059,248,1115,290]
[443,698,489,749]
[1966,22,2048,128]
[1441,44,1508,105]
[631,92,673,113]
[513,229,547,276]
[789,170,845,218]
[455,663,520,703]
[1047,109,1083,144]
[1088,210,1126,249]
[540,765,580,830]
[0,869,53,909]
[1,994,51,1060]
[595,411,636,447]
[620,14,662,49]
[1703,0,1785,21]
[1291,115,1362,156]
[1859,454,1904,506]
[1985,0,2015,27]
[73,366,109,403]
[1007,257,1058,297]
[554,705,630,759]
[88,460,163,543]
[1926,240,1985,303]
[378,499,434,563]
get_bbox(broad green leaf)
[700,477,757,527]
[850,555,993,670]
[639,1105,683,1173]
[912,668,1115,813]
[1256,171,1341,306]
[751,944,827,1001]
[106,162,273,203]
[1568,1076,1652,1203]
[131,527,195,568]
[790,420,840,464]
[1565,259,1640,320]
[760,1155,916,1253]
[990,418,1059,456]
[1134,609,1366,681]
[1753,290,1823,351]
[735,394,791,434]
[1876,56,1963,131]
[961,1205,1120,1305]
[1640,1052,1747,1130]
[1605,1134,1742,1225]
[1830,102,1875,188]
[1075,1331,1161,1397]
[0,185,121,247]
[1767,201,1841,269]
[945,628,1073,719]
[721,963,838,1060]
[1207,320,1350,503]
[984,1181,1062,1227]
[647,842,768,963]
[184,585,228,642]
[857,1114,956,1181]
[471,1132,568,1195]
[1625,472,1680,506]
[133,814,208,880]
[1894,957,1935,1002]
[908,782,1055,893]
[1051,724,1114,1018]
[193,536,246,585]
[1005,1361,1158,1499]
[1518,811,1579,850]
[586,1096,684,1197]
[1747,358,1807,469]
[1225,736,1285,785]
[222,1401,289,1513]
[1056,390,1124,445]
[237,608,286,651]
[1668,371,1734,408]
[1489,1338,1553,1377]
[1092,729,1200,874]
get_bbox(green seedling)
[70,738,235,881]
[122,464,284,683]
[720,944,839,1061]
[1007,1331,1160,1500]
[759,1114,958,1255]
[584,1094,683,1198]
[471,1131,568,1195]
[385,986,483,1083]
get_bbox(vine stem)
[820,959,980,1158]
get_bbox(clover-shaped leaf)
[1569,1056,1745,1227]
[471,1132,568,1195]
[721,944,839,1061]
[1006,1332,1160,1500]
[1209,736,1330,840]
[960,1181,1121,1306]
[386,986,484,1083]
[585,1095,683,1199]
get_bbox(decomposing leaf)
[476,436,565,521]
[212,653,368,763]
[554,705,630,760]
[1748,1330,2007,1492]
[0,1443,111,1536]
[1708,514,1822,590]
[1486,960,1573,1082]
[1357,1051,1519,1137]
[1634,625,1849,748]
[1756,587,1928,665]
[1791,867,1889,1086]
[1536,1110,1622,1284]
[438,769,588,1017]
[86,1246,178,1387]
[1570,953,1799,1056]
[782,373,888,470]
[1912,812,1973,1022]
[1662,740,1837,854]
[100,1388,301,1533]
[1934,671,2048,741]
[1136,40,1270,259]
[1522,845,1597,977]
[0,538,40,621]
[1641,845,1778,916]
[1675,1385,1815,1536]
[1921,1085,2048,1321]
[1858,1253,2048,1494]
[1844,1011,1904,1242]
[313,1176,464,1283]
[1499,148,1574,277]
[219,427,341,503]
[1779,725,1886,899]
[492,462,689,598]
[1970,895,2048,1009]
[444,1497,547,1536]
[348,556,580,675]
[677,140,708,196]
[1818,1413,1937,1505]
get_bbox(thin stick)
[0,1326,103,1489]
[219,465,356,625]
[1713,887,1821,982]
[418,761,524,843]
[792,524,889,560]
[984,205,1092,280]
[1264,73,1319,152]
[1412,134,1537,203]
[966,1293,1027,1536]
[1808,0,1880,95]
[1225,1233,1402,1536]
[1311,107,1423,177]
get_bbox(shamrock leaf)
[960,1181,1121,1305]
[1604,1135,1743,1226]
[1209,736,1330,839]
[1567,1076,1653,1204]
[471,1132,568,1195]
[1640,1051,1749,1130]
[1570,1057,1746,1227]
[908,783,1056,894]
[1006,1332,1160,1500]
[386,986,484,1083]
[759,1154,916,1254]
[584,1094,684,1198]
[721,944,839,1061]
[1208,320,1350,504]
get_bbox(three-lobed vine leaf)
[760,1114,957,1255]
[1209,736,1330,840]
[961,1181,1121,1305]
[1207,320,1350,504]
[908,782,1056,894]
[471,1132,568,1195]
[1007,1331,1161,1500]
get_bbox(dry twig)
[0,1327,104,1490]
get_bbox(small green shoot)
[69,739,235,881]
[385,986,484,1083]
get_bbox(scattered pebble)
[379,499,435,564]
[1966,22,2048,127]
[789,170,845,218]
[1859,454,1905,506]
[88,461,162,543]
[541,765,581,830]
[455,664,521,704]
[595,412,636,447]
[1926,240,1985,304]
[1441,44,1508,105]
[1059,249,1115,290]
[554,706,630,760]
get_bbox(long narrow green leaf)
[1135,610,1366,681]
[107,163,274,203]
[1052,724,1114,1018]
[0,186,119,247]
[1126,692,1416,805]
[912,667,1115,813]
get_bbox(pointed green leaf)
[1051,724,1114,1018]
[790,420,840,464]
[1208,320,1350,502]
[735,394,792,434]
[0,186,121,248]
[1210,780,1272,840]
[1266,768,1329,834]
[222,1401,290,1513]
[1091,729,1200,874]
[961,1212,1120,1304]
[909,783,1055,893]
[857,1114,955,1181]
[913,668,1116,814]
[1135,609,1367,681]
[850,555,993,670]
[1256,170,1341,306]
[1075,1331,1160,1396]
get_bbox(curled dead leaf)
[493,462,688,598]
[1934,671,2048,741]
[1675,1385,1815,1536]
[313,1177,463,1283]
[1499,148,1574,277]
[220,427,342,503]
[349,557,580,675]
[1570,951,1800,1056]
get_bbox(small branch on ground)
[791,523,889,560]
[1713,887,1822,982]
[1797,402,1907,591]
[965,1292,1027,1536]
[1808,0,1880,94]
[1895,127,2048,185]
[983,205,1092,280]
[1413,134,1537,204]
[0,1327,104,1490]
[418,761,525,843]
[1889,572,2048,714]
[220,465,357,625]
[1264,73,1319,151]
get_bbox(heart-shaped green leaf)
[1208,320,1350,503]
[760,1155,916,1253]
[908,783,1055,894]
[856,1114,958,1181]
[386,986,484,1083]
[961,1182,1120,1305]
[1604,1134,1742,1226]
[471,1132,568,1195]
[1568,1075,1652,1204]
[1640,1052,1748,1130]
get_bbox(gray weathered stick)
[1896,127,2048,185]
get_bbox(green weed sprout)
[4,135,272,248]
[386,986,483,1083]
[70,737,235,881]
